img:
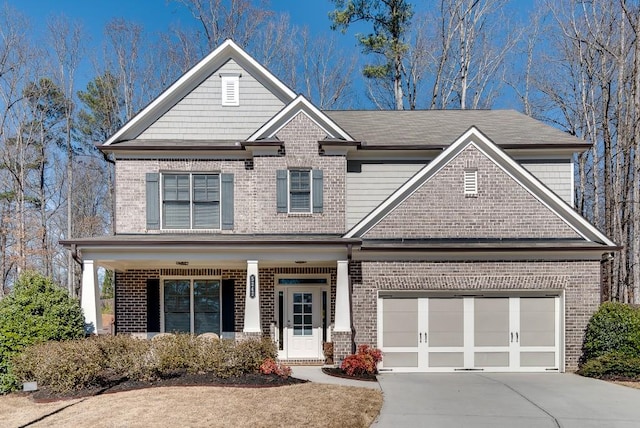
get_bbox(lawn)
[1,383,383,428]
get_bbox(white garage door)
[378,295,561,372]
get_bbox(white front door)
[285,287,322,359]
[379,295,561,372]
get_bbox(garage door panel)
[521,331,555,347]
[429,352,464,368]
[474,298,509,347]
[520,352,555,367]
[385,332,417,347]
[382,299,418,347]
[429,299,463,347]
[474,352,509,367]
[384,352,419,368]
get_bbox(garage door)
[378,295,560,372]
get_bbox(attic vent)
[464,168,478,196]
[220,74,240,106]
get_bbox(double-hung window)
[288,170,311,213]
[162,173,220,229]
[163,279,221,335]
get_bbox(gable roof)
[104,39,296,145]
[247,95,354,141]
[325,110,588,149]
[344,126,615,247]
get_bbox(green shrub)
[578,352,640,379]
[582,302,640,361]
[0,271,85,393]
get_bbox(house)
[61,40,617,372]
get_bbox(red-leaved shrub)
[259,358,292,378]
[340,345,382,377]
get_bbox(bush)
[11,334,279,392]
[259,358,292,378]
[578,352,640,380]
[340,345,382,377]
[582,302,640,361]
[0,271,85,393]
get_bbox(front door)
[285,287,322,359]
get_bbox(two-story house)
[62,40,617,372]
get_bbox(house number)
[250,275,256,298]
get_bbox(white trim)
[344,126,615,246]
[247,95,353,142]
[104,39,296,145]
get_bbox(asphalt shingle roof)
[325,109,583,147]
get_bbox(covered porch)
[63,235,357,362]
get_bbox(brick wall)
[115,266,337,338]
[115,113,345,234]
[365,145,581,239]
[348,260,600,371]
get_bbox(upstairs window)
[276,169,323,214]
[163,173,220,229]
[221,75,239,106]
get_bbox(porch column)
[243,260,261,333]
[334,260,351,332]
[81,259,102,334]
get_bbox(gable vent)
[220,74,240,106]
[464,168,478,196]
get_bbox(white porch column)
[334,260,351,332]
[243,260,261,333]
[81,259,102,334]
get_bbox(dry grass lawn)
[1,383,382,428]
[612,380,640,389]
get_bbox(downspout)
[70,244,82,267]
[347,244,356,354]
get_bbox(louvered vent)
[221,75,239,106]
[464,169,478,196]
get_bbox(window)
[163,279,221,335]
[162,173,220,229]
[289,170,311,213]
[221,75,239,106]
[276,169,323,214]
[464,168,478,196]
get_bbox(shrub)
[0,271,85,393]
[582,302,640,361]
[259,358,292,378]
[340,345,382,377]
[578,352,640,380]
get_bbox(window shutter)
[221,173,234,230]
[221,279,235,333]
[276,170,288,213]
[312,169,323,213]
[146,278,160,332]
[146,173,160,230]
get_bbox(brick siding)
[365,145,581,239]
[347,260,600,371]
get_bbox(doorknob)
[510,332,513,342]
[516,332,519,343]
[419,332,422,343]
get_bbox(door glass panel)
[292,292,313,336]
[429,298,463,347]
[382,299,418,347]
[474,298,509,347]
[164,280,190,333]
[193,280,220,335]
[520,298,555,346]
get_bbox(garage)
[377,293,561,372]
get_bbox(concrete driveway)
[375,373,640,427]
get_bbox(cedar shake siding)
[364,145,582,240]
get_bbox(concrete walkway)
[375,372,640,427]
[290,366,381,390]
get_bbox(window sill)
[157,229,224,234]
[287,213,314,217]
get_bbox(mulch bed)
[321,367,378,382]
[28,372,307,403]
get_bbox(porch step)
[279,359,326,366]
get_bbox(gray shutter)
[276,170,288,213]
[146,173,160,230]
[221,173,234,230]
[312,169,323,213]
